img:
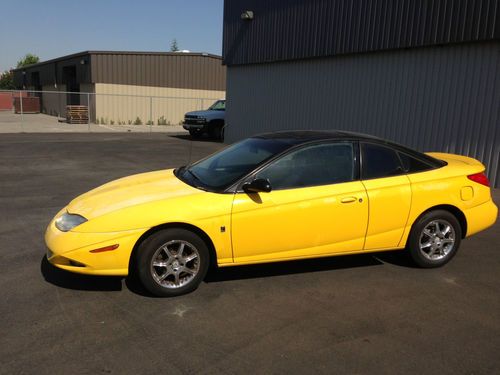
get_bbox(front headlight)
[55,212,87,232]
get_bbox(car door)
[231,141,368,264]
[360,142,412,250]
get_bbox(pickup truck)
[183,99,225,140]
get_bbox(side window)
[361,143,404,179]
[256,143,355,190]
[398,152,433,173]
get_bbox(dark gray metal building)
[223,0,500,187]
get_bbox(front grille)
[184,119,206,125]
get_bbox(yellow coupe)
[45,131,497,296]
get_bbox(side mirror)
[242,178,272,193]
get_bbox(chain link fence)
[0,89,219,133]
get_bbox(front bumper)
[45,215,146,276]
[183,123,207,131]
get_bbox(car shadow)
[169,134,223,143]
[205,253,385,283]
[41,250,415,295]
[373,249,419,268]
[40,256,123,292]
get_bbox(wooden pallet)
[66,105,89,124]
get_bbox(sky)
[0,0,224,72]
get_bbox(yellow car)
[45,131,498,296]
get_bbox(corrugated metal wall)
[14,52,226,91]
[13,54,92,87]
[225,41,500,187]
[223,0,500,66]
[91,53,226,91]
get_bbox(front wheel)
[407,210,462,268]
[189,129,202,138]
[209,123,224,140]
[136,229,210,297]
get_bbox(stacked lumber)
[66,105,88,124]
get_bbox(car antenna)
[187,134,194,166]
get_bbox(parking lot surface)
[1,133,499,374]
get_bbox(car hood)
[185,110,223,117]
[67,169,202,220]
[186,110,212,116]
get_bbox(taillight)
[467,172,490,187]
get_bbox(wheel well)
[128,223,218,275]
[209,119,224,126]
[415,205,467,238]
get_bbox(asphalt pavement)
[1,133,499,374]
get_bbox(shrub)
[157,116,168,125]
[110,120,115,125]
[133,117,142,125]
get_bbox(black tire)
[219,125,225,142]
[407,210,462,268]
[136,228,210,297]
[189,129,201,138]
[209,123,224,140]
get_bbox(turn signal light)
[467,173,490,187]
[89,244,119,253]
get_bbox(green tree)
[170,39,179,52]
[0,70,14,89]
[16,53,40,68]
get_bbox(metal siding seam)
[457,46,474,157]
[479,44,500,184]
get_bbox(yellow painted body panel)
[45,151,497,277]
[231,181,368,263]
[361,175,411,250]
[46,170,234,275]
[398,152,497,246]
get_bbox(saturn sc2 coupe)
[45,131,498,296]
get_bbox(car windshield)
[208,100,225,111]
[177,138,293,190]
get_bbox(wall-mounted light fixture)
[80,58,88,65]
[241,10,254,20]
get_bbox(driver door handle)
[340,197,357,203]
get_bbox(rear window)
[361,143,404,179]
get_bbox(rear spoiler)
[425,152,485,168]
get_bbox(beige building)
[13,51,226,125]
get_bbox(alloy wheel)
[418,219,456,261]
[150,240,200,289]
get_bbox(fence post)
[87,92,91,132]
[149,96,153,134]
[19,90,24,132]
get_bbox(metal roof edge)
[13,50,223,71]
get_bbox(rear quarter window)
[398,152,433,173]
[361,143,404,180]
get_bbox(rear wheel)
[407,210,462,268]
[136,229,210,297]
